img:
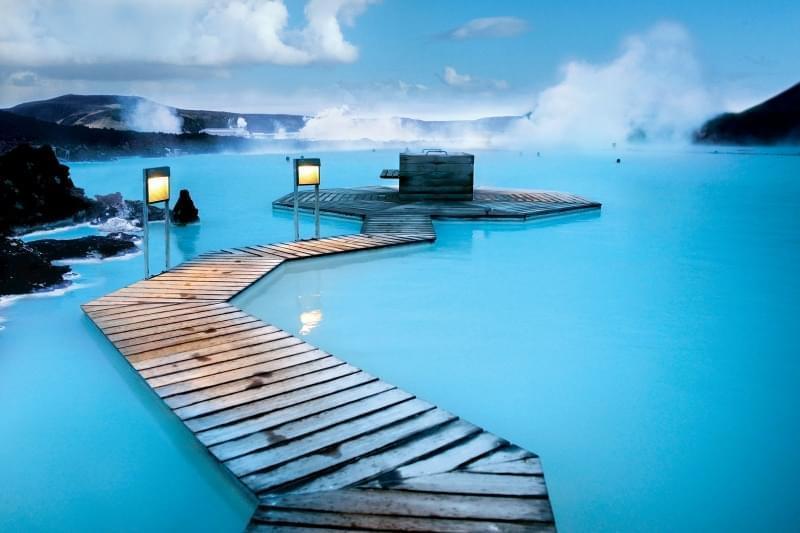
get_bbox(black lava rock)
[694,81,800,145]
[0,144,92,234]
[125,199,166,223]
[27,233,139,262]
[171,189,199,224]
[0,237,70,295]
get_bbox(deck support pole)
[142,169,149,279]
[314,183,320,239]
[293,176,300,241]
[164,199,170,271]
[142,166,171,279]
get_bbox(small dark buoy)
[285,155,290,162]
[616,158,621,164]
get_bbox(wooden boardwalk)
[81,211,577,530]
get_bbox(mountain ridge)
[0,110,254,160]
[6,94,307,135]
[4,94,530,139]
[694,82,800,145]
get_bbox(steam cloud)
[513,22,712,146]
[125,99,183,134]
[297,22,716,149]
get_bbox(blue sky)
[0,0,798,121]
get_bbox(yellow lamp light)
[144,167,170,204]
[141,165,171,279]
[292,157,321,240]
[294,158,321,186]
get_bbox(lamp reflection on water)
[297,291,323,335]
[299,309,323,335]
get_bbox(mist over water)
[124,99,184,133]
[295,23,718,150]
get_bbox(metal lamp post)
[293,158,321,241]
[142,166,171,278]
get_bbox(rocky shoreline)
[1,144,167,297]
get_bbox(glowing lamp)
[292,157,322,240]
[144,167,170,204]
[294,158,321,186]
[142,166,172,278]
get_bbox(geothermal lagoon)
[1,148,798,531]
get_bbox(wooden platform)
[273,185,601,227]
[82,212,576,530]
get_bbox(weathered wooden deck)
[81,191,601,530]
[274,185,601,227]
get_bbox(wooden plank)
[373,471,547,497]
[197,380,396,447]
[163,354,343,409]
[126,323,280,364]
[133,275,260,285]
[211,387,414,462]
[292,419,480,495]
[259,489,554,522]
[241,406,451,492]
[118,317,264,356]
[392,431,506,480]
[465,457,544,476]
[134,327,287,373]
[147,337,309,388]
[185,371,378,432]
[225,399,434,476]
[99,304,240,333]
[251,508,553,532]
[465,445,536,468]
[107,310,249,343]
[84,301,196,319]
[89,296,219,305]
[175,364,362,420]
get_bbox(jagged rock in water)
[171,189,199,224]
[0,144,92,234]
[91,191,126,220]
[94,216,140,233]
[125,199,165,224]
[0,237,70,295]
[27,233,139,262]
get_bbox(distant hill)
[5,94,531,140]
[6,94,307,135]
[2,93,538,155]
[694,82,800,145]
[0,110,253,160]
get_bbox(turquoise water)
[2,149,799,531]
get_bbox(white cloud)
[302,0,374,63]
[447,16,528,40]
[0,0,374,69]
[442,66,472,87]
[8,71,39,87]
[441,66,508,91]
